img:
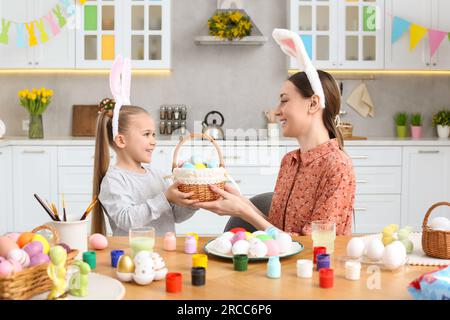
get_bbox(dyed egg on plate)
[116,254,135,282]
[256,234,272,242]
[212,237,232,254]
[382,241,407,270]
[275,232,292,253]
[252,231,267,237]
[0,236,19,258]
[89,233,108,250]
[249,239,268,258]
[365,239,384,261]
[220,232,235,241]
[232,240,250,255]
[230,227,246,234]
[231,231,247,245]
[346,237,365,259]
[264,240,280,256]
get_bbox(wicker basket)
[0,224,78,300]
[421,202,450,259]
[172,133,226,202]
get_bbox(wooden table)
[93,236,436,300]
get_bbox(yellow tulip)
[47,89,54,96]
[31,93,37,100]
[42,98,47,104]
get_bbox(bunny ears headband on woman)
[272,28,326,108]
[109,54,132,139]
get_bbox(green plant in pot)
[394,112,408,138]
[432,109,450,139]
[410,113,423,139]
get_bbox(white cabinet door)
[0,147,13,234]
[33,0,75,68]
[401,147,450,231]
[12,146,58,232]
[385,0,431,69]
[0,0,34,68]
[431,0,450,70]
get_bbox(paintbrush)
[34,193,57,221]
[62,194,67,222]
[80,196,98,221]
[51,202,61,221]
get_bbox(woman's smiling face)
[276,80,313,138]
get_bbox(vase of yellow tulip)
[18,87,53,139]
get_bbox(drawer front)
[58,147,116,166]
[353,195,401,234]
[226,166,278,196]
[346,147,401,167]
[59,167,93,194]
[354,167,401,194]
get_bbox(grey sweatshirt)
[99,165,197,236]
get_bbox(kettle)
[202,111,225,140]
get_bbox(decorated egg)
[31,234,50,254]
[133,267,155,285]
[89,233,108,250]
[134,251,153,269]
[16,232,35,248]
[7,249,30,268]
[275,232,292,254]
[0,236,19,258]
[151,253,165,270]
[232,240,250,255]
[248,239,268,258]
[23,241,43,257]
[428,217,450,231]
[116,255,135,282]
[230,227,246,234]
[382,241,407,270]
[264,240,280,256]
[5,233,20,243]
[244,232,253,240]
[231,231,247,245]
[194,163,206,169]
[182,162,195,169]
[346,237,365,259]
[366,239,385,261]
[256,234,272,242]
[29,253,50,267]
[0,260,14,278]
[206,160,219,168]
[212,237,232,254]
[220,232,235,241]
[154,267,168,281]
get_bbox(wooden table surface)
[93,236,436,300]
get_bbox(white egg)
[428,217,450,231]
[212,237,232,254]
[365,239,385,261]
[133,267,155,285]
[382,241,407,270]
[133,251,153,268]
[116,271,134,282]
[7,249,30,268]
[220,232,235,241]
[154,267,168,281]
[275,232,292,253]
[232,240,250,255]
[346,237,365,259]
[249,239,268,258]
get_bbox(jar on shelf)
[160,106,166,120]
[181,105,187,120]
[167,106,173,120]
[159,121,166,135]
[166,121,173,134]
[173,106,180,120]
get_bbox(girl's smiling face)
[123,113,156,163]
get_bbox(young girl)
[194,29,356,236]
[91,103,198,236]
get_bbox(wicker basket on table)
[421,202,450,259]
[0,224,78,300]
[172,133,226,202]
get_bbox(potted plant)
[394,112,408,138]
[410,113,423,139]
[432,109,450,139]
[18,87,54,139]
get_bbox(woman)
[193,30,355,235]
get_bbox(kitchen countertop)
[91,236,434,300]
[1,136,450,147]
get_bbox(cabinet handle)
[433,63,437,66]
[35,62,39,65]
[426,62,430,66]
[223,156,241,160]
[354,207,367,212]
[350,155,369,160]
[22,150,45,154]
[418,150,440,154]
[28,62,32,65]
[235,180,242,184]
[159,150,164,153]
[356,180,368,184]
[91,155,115,159]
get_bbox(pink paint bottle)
[163,232,177,251]
[184,236,197,254]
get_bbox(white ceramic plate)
[30,273,126,300]
[204,239,304,261]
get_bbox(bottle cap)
[191,267,206,286]
[82,251,96,270]
[110,250,124,268]
[233,254,248,271]
[319,268,334,289]
[317,253,331,271]
[166,272,182,293]
[192,254,208,269]
[313,246,327,264]
[296,259,313,278]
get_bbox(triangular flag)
[410,24,428,51]
[392,16,411,43]
[448,33,450,42]
[429,29,447,58]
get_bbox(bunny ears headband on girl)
[109,54,132,138]
[272,28,326,108]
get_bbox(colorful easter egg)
[232,240,250,255]
[264,240,280,256]
[31,234,50,254]
[0,236,19,258]
[89,233,108,250]
[230,227,247,234]
[231,231,247,245]
[194,163,206,169]
[182,162,195,169]
[256,234,273,242]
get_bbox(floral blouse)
[268,139,355,236]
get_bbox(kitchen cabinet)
[0,147,13,234]
[289,0,384,70]
[12,146,58,232]
[430,0,450,70]
[401,147,450,231]
[0,0,75,68]
[76,0,171,69]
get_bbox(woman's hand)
[192,184,251,217]
[165,181,199,207]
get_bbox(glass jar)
[159,121,166,135]
[160,106,166,120]
[167,106,173,120]
[166,121,173,134]
[181,105,187,120]
[173,106,180,120]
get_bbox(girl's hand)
[192,184,250,217]
[165,181,199,207]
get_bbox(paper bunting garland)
[391,15,450,58]
[0,0,83,48]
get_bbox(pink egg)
[231,231,247,245]
[264,240,280,256]
[23,241,43,257]
[0,236,19,258]
[8,259,23,273]
[0,257,5,263]
[89,233,108,250]
[0,260,13,277]
[5,233,21,243]
[29,253,49,267]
